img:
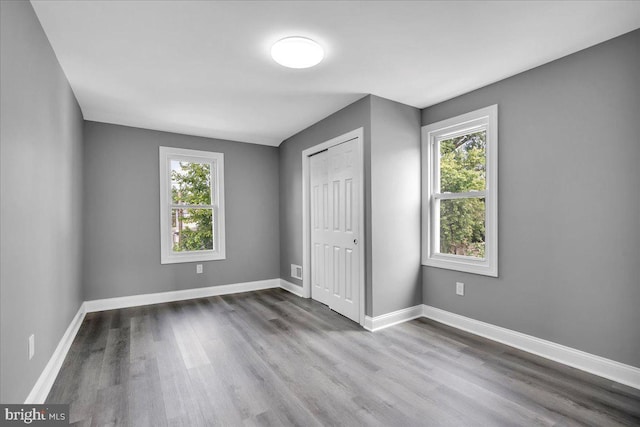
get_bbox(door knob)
[353,239,358,245]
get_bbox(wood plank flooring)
[46,289,640,426]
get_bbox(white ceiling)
[31,1,640,146]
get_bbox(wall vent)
[291,264,303,280]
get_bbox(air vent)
[291,264,303,280]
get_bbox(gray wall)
[370,96,422,316]
[279,96,374,313]
[279,95,422,317]
[0,0,84,403]
[421,29,640,367]
[83,122,279,300]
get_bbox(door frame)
[301,127,365,326]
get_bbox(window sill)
[422,256,497,277]
[161,251,226,265]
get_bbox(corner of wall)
[369,95,422,317]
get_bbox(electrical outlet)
[28,334,35,360]
[196,264,203,274]
[456,282,464,296]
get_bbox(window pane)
[171,208,214,251]
[439,198,485,258]
[439,130,486,192]
[171,160,212,205]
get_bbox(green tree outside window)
[171,161,214,252]
[439,131,486,258]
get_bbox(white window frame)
[159,146,226,264]
[421,105,498,277]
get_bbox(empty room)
[1,0,639,425]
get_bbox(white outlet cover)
[196,264,203,274]
[28,334,35,360]
[456,282,465,296]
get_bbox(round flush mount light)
[271,37,324,69]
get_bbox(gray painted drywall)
[421,29,640,367]
[0,0,84,403]
[370,96,422,316]
[279,95,422,317]
[83,122,279,300]
[279,96,373,314]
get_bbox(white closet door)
[310,138,360,322]
[310,151,332,306]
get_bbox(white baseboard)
[364,305,424,332]
[27,282,639,404]
[363,303,640,389]
[24,303,87,404]
[422,304,640,390]
[83,279,281,313]
[26,278,283,403]
[280,279,306,298]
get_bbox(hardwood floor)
[46,289,640,426]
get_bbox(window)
[421,105,498,276]
[159,147,225,264]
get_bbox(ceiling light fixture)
[271,37,324,69]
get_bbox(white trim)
[363,304,640,389]
[421,105,498,277]
[25,284,640,406]
[25,304,87,404]
[280,279,306,298]
[26,279,282,403]
[301,128,366,326]
[363,305,424,332]
[422,305,640,390]
[84,279,279,312]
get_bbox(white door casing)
[305,129,363,324]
